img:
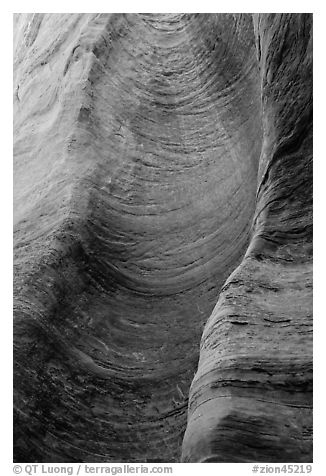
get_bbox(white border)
[3,4,324,474]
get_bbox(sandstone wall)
[13,13,312,463]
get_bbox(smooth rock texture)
[182,13,313,462]
[13,13,312,463]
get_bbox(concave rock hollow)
[13,13,312,463]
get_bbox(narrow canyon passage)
[13,13,312,463]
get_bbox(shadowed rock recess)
[13,13,312,463]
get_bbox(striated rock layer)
[182,13,313,462]
[13,13,312,462]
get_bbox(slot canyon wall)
[13,13,312,463]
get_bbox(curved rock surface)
[13,13,312,462]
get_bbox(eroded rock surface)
[182,13,313,462]
[13,13,312,463]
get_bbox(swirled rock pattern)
[13,13,312,463]
[182,13,313,462]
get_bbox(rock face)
[182,14,313,462]
[13,13,312,463]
